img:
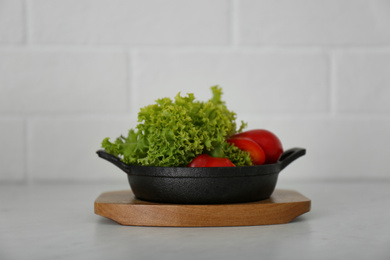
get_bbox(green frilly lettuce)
[101,86,252,167]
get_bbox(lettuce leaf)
[101,86,252,166]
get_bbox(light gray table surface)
[1,180,389,260]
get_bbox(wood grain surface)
[94,189,311,227]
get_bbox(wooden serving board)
[94,189,311,227]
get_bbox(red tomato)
[205,157,235,167]
[227,137,265,165]
[230,129,283,164]
[187,154,212,167]
[188,154,235,167]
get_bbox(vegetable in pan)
[101,86,252,167]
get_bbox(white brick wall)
[0,0,24,43]
[238,0,390,45]
[0,50,128,113]
[334,50,390,113]
[1,0,390,182]
[28,116,135,181]
[0,118,25,180]
[135,50,329,114]
[30,0,229,45]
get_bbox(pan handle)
[96,150,130,173]
[278,148,306,171]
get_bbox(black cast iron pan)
[97,147,306,204]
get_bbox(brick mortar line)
[24,0,32,45]
[2,113,390,121]
[21,0,27,44]
[3,45,390,52]
[229,0,238,46]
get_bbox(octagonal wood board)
[94,189,311,227]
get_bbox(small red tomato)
[188,154,235,167]
[205,157,236,167]
[227,137,265,165]
[231,129,283,164]
[187,154,212,167]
